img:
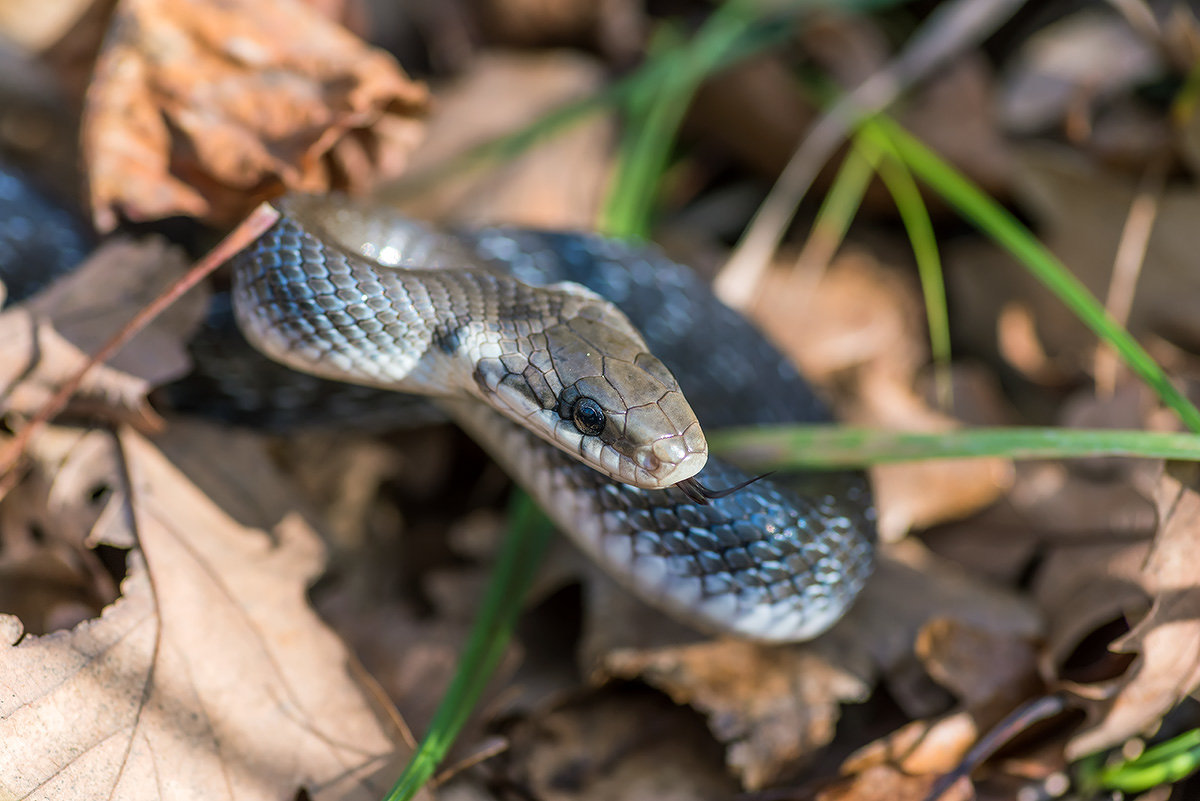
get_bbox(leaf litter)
[6,1,1200,800]
[0,424,415,801]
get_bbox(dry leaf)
[0,427,133,632]
[817,763,973,801]
[389,50,615,230]
[1035,539,1150,691]
[0,0,94,50]
[842,540,1042,717]
[472,0,645,59]
[0,237,204,426]
[0,307,155,425]
[560,551,868,790]
[844,712,980,776]
[577,514,1038,789]
[862,370,1013,542]
[0,423,413,799]
[998,10,1163,135]
[83,0,428,230]
[915,618,1040,719]
[753,251,1013,540]
[1066,460,1200,758]
[504,686,740,801]
[26,237,205,382]
[949,146,1200,371]
[601,638,871,790]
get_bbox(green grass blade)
[872,116,1200,434]
[601,23,691,238]
[798,143,880,264]
[382,492,554,801]
[602,3,760,237]
[855,121,952,409]
[387,16,796,204]
[1096,729,1200,793]
[708,424,1200,469]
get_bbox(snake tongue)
[675,473,774,505]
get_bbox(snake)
[0,168,876,642]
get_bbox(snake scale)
[0,167,876,642]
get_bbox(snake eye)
[571,397,606,436]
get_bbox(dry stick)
[0,203,282,491]
[922,693,1071,801]
[429,736,508,788]
[714,0,1029,310]
[1105,0,1162,44]
[1094,157,1166,397]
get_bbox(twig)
[429,735,509,787]
[922,693,1070,801]
[1094,157,1166,397]
[714,0,1029,310]
[0,203,281,493]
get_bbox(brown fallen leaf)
[753,251,1013,540]
[503,685,740,801]
[389,50,616,230]
[841,539,1042,718]
[861,370,1013,542]
[1066,460,1200,758]
[0,237,203,427]
[948,146,1200,372]
[0,423,414,800]
[0,426,133,632]
[536,544,868,790]
[0,0,94,50]
[817,763,973,801]
[571,527,1039,789]
[915,618,1040,721]
[82,0,428,230]
[0,308,156,426]
[601,638,871,790]
[472,0,645,60]
[26,237,206,382]
[844,711,980,776]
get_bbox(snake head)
[475,301,708,489]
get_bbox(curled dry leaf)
[1066,460,1200,758]
[0,423,413,800]
[0,427,134,634]
[83,0,428,230]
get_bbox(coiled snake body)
[0,174,876,642]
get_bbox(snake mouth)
[639,448,707,489]
[675,472,774,505]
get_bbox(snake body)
[0,169,877,641]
